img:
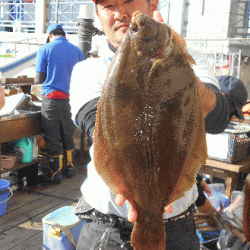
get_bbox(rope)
[50,223,76,247]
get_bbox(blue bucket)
[0,179,12,216]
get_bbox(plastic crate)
[206,122,250,163]
[42,206,85,250]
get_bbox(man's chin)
[115,29,128,42]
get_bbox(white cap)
[79,4,95,19]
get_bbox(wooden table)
[199,156,250,198]
[0,111,42,178]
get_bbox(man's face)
[96,0,158,49]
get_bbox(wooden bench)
[199,156,250,198]
[0,112,42,178]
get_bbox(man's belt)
[81,204,195,232]
[164,204,195,223]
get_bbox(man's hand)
[200,179,212,197]
[116,194,173,223]
[0,85,5,110]
[153,10,217,118]
[153,11,188,53]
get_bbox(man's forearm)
[197,79,217,118]
[35,72,46,84]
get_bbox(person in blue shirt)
[35,24,84,184]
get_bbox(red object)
[45,91,69,99]
[36,135,46,150]
[92,0,96,3]
[215,55,230,70]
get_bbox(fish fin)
[94,106,127,195]
[169,113,207,204]
[131,220,166,250]
[244,174,250,241]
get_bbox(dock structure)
[0,162,87,250]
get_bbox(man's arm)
[154,11,230,133]
[0,85,5,110]
[198,79,217,118]
[35,47,47,84]
[34,72,46,84]
[203,83,231,134]
[76,97,99,146]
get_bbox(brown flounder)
[93,11,207,250]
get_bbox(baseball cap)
[217,75,248,120]
[46,24,64,34]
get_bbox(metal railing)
[206,51,242,78]
[0,0,93,34]
[47,0,93,34]
[186,39,242,78]
[0,1,36,32]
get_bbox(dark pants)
[76,212,200,250]
[41,97,75,156]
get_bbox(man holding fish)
[70,0,247,249]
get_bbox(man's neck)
[50,35,64,42]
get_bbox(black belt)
[94,209,134,231]
[164,204,195,224]
[84,204,195,232]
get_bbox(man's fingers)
[116,194,138,223]
[153,11,188,53]
[128,205,138,223]
[116,194,173,222]
[153,11,164,23]
[116,194,126,206]
[164,205,173,214]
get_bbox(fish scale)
[93,11,207,250]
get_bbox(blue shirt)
[35,36,84,96]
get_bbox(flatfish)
[244,174,250,242]
[93,11,207,250]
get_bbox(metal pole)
[238,50,242,78]
[78,4,95,59]
[55,0,59,24]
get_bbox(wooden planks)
[0,163,87,250]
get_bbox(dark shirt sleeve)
[35,72,46,84]
[76,97,99,146]
[196,173,203,183]
[204,83,231,134]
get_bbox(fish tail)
[131,220,166,250]
[244,174,250,241]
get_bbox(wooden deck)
[0,162,87,250]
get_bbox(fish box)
[206,122,250,163]
[42,206,85,250]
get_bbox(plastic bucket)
[0,179,12,216]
